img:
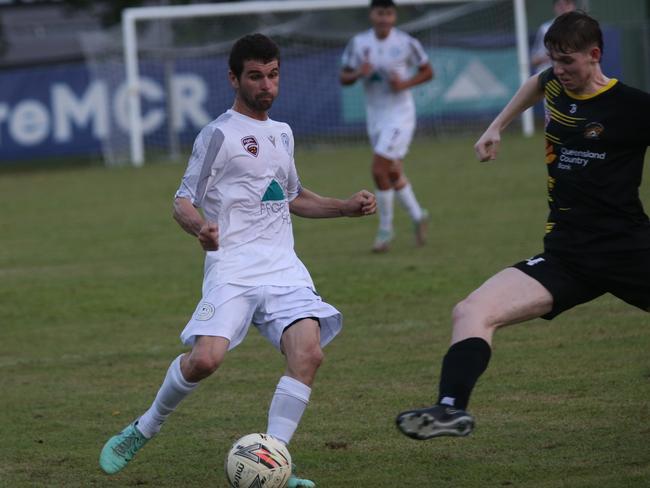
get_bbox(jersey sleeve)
[538,67,554,91]
[408,36,429,67]
[175,125,227,208]
[341,36,360,70]
[284,129,302,202]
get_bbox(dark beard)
[240,90,274,112]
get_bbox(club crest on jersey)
[584,122,604,140]
[194,302,215,321]
[281,132,290,155]
[241,136,259,157]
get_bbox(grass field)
[1,133,649,487]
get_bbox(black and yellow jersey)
[539,68,650,253]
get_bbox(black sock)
[437,337,491,410]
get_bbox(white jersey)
[531,19,553,73]
[175,109,314,289]
[341,28,429,130]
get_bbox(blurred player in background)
[530,0,576,73]
[99,33,376,487]
[396,11,650,440]
[340,0,433,253]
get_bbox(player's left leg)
[258,286,341,486]
[397,267,555,440]
[267,319,321,445]
[390,160,429,246]
[268,319,321,488]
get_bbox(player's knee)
[302,345,324,371]
[289,344,324,375]
[451,296,492,329]
[372,166,389,185]
[186,351,222,379]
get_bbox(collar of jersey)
[372,28,395,42]
[228,109,273,125]
[565,78,618,100]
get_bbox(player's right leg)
[99,336,229,474]
[396,267,555,440]
[371,153,396,252]
[390,163,429,247]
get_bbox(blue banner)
[0,29,624,163]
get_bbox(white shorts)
[369,119,415,161]
[180,284,342,351]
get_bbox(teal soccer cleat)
[372,229,394,253]
[99,422,149,474]
[287,464,316,488]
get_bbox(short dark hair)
[229,33,280,80]
[370,0,395,9]
[544,11,603,54]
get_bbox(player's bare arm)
[389,62,433,92]
[173,196,219,251]
[339,63,372,86]
[289,188,376,218]
[474,73,544,162]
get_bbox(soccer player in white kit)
[340,0,434,252]
[99,34,376,487]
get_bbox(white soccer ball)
[225,433,292,488]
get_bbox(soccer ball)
[225,433,292,488]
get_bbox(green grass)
[1,133,649,487]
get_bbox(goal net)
[83,0,529,166]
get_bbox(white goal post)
[122,0,533,167]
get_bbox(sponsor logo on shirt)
[241,136,259,157]
[268,135,276,147]
[556,147,607,170]
[261,179,290,223]
[262,179,285,202]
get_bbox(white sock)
[375,189,395,233]
[266,376,311,445]
[396,183,423,222]
[136,355,198,439]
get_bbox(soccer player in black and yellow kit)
[396,11,650,440]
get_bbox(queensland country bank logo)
[260,179,290,223]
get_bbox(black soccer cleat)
[395,404,475,440]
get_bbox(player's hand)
[474,127,501,162]
[342,190,376,217]
[198,221,219,251]
[359,61,373,79]
[388,72,406,92]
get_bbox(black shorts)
[512,249,650,320]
